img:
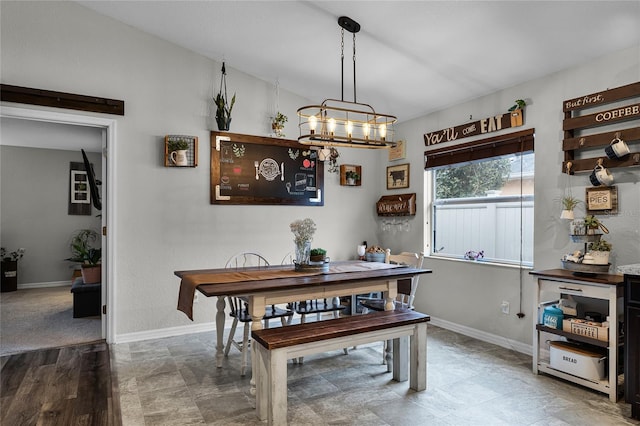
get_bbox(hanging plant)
[561,196,581,211]
[327,148,340,173]
[271,112,288,137]
[214,62,236,131]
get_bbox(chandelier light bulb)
[379,123,387,141]
[309,115,317,134]
[363,123,370,139]
[328,117,336,137]
[346,120,353,139]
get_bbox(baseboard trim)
[114,316,533,357]
[429,316,532,356]
[114,322,217,344]
[18,281,70,289]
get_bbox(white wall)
[395,44,640,346]
[1,2,385,337]
[0,144,102,284]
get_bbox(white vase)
[294,241,311,265]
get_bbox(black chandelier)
[297,16,397,149]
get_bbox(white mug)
[589,164,614,186]
[604,137,630,159]
[170,149,188,166]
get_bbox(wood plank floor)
[0,341,120,425]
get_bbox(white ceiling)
[79,1,638,122]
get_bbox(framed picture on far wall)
[387,163,410,189]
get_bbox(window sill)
[427,255,533,270]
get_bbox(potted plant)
[214,62,236,131]
[271,112,287,137]
[168,138,189,153]
[168,138,190,166]
[584,215,601,235]
[345,170,360,185]
[1,247,25,293]
[561,196,580,220]
[67,229,102,284]
[587,239,612,265]
[310,248,327,262]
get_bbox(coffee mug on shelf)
[589,164,614,186]
[604,137,630,159]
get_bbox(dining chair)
[281,252,348,363]
[280,252,346,324]
[359,249,425,364]
[223,252,293,376]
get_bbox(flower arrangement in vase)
[290,218,316,265]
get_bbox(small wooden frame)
[376,193,417,216]
[586,186,618,215]
[387,163,410,189]
[340,164,362,186]
[164,135,198,167]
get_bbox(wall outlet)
[194,292,200,303]
[501,301,509,315]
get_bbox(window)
[427,130,534,266]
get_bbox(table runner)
[177,262,401,320]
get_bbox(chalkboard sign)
[210,132,324,205]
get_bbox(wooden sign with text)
[424,110,523,146]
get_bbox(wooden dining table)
[176,260,432,391]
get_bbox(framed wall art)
[586,186,618,215]
[388,140,406,161]
[386,163,410,190]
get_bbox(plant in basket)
[310,248,327,262]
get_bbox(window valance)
[424,128,534,169]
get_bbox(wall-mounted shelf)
[164,135,198,167]
[562,82,640,173]
[376,193,416,216]
[339,164,361,186]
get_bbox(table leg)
[384,279,398,371]
[215,296,226,368]
[249,296,267,396]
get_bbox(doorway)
[0,105,116,350]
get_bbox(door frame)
[1,105,117,344]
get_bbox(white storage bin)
[549,341,606,382]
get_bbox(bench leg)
[268,348,288,426]
[392,336,409,382]
[255,344,268,421]
[410,322,427,391]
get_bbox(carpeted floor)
[0,286,102,356]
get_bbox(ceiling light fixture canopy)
[297,16,397,149]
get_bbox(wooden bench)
[252,309,430,425]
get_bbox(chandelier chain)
[353,32,357,103]
[340,28,345,102]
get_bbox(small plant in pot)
[345,170,360,185]
[587,239,612,265]
[584,215,608,235]
[67,229,102,284]
[309,248,327,262]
